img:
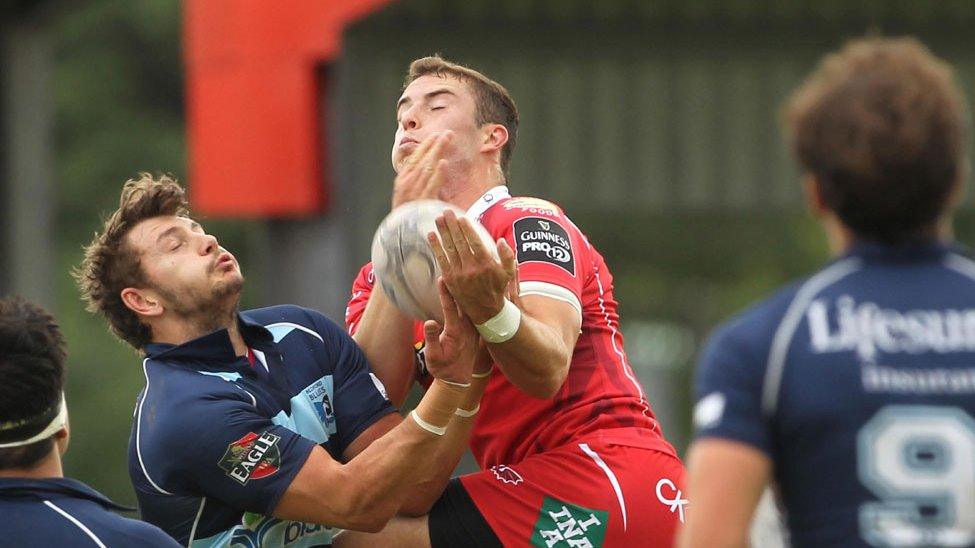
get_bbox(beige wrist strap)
[475,299,521,343]
[410,410,447,436]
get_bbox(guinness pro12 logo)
[219,431,282,485]
[513,217,575,275]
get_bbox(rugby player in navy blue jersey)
[680,38,975,547]
[0,296,179,547]
[75,174,488,546]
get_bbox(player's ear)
[55,424,69,455]
[803,175,829,218]
[120,287,165,318]
[480,123,508,154]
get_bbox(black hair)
[0,296,66,469]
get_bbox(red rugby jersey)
[347,187,667,467]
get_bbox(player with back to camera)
[75,174,489,547]
[680,37,975,547]
[339,56,687,547]
[0,296,179,546]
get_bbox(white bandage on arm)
[410,409,448,436]
[475,299,522,344]
[454,404,480,418]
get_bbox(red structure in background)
[184,0,395,217]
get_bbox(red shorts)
[459,435,687,547]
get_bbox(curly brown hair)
[406,55,520,179]
[784,37,970,244]
[74,173,189,351]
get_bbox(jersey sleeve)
[692,323,773,456]
[309,309,399,454]
[148,390,317,517]
[345,263,375,336]
[487,199,584,317]
[345,262,432,387]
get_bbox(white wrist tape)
[454,404,480,418]
[475,299,521,343]
[410,410,447,436]
[438,379,471,389]
[471,367,493,379]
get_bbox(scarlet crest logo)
[219,431,282,485]
[490,464,523,485]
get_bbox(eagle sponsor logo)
[490,464,524,485]
[219,431,282,485]
[513,217,575,275]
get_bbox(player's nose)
[401,108,419,131]
[199,233,218,255]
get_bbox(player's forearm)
[677,522,750,548]
[333,380,468,530]
[398,375,490,516]
[487,312,571,399]
[275,380,467,531]
[352,289,416,407]
[678,439,770,548]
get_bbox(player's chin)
[391,151,408,172]
[214,273,244,296]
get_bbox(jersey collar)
[844,239,959,263]
[466,185,510,221]
[0,477,131,511]
[144,313,274,368]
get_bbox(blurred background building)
[2,0,975,511]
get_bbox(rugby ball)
[371,200,497,322]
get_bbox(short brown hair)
[74,173,189,351]
[784,37,970,244]
[406,55,520,179]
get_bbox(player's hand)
[422,278,477,385]
[391,132,452,209]
[428,209,516,325]
[503,241,522,309]
[473,340,494,377]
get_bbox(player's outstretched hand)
[429,209,515,325]
[422,278,477,386]
[391,131,452,209]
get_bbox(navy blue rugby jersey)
[694,242,975,547]
[129,305,396,547]
[0,477,178,547]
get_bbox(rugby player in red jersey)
[337,56,687,547]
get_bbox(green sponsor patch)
[531,497,609,548]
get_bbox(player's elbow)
[338,497,397,533]
[536,378,565,399]
[521,362,568,399]
[345,514,389,534]
[398,498,434,517]
[330,474,400,532]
